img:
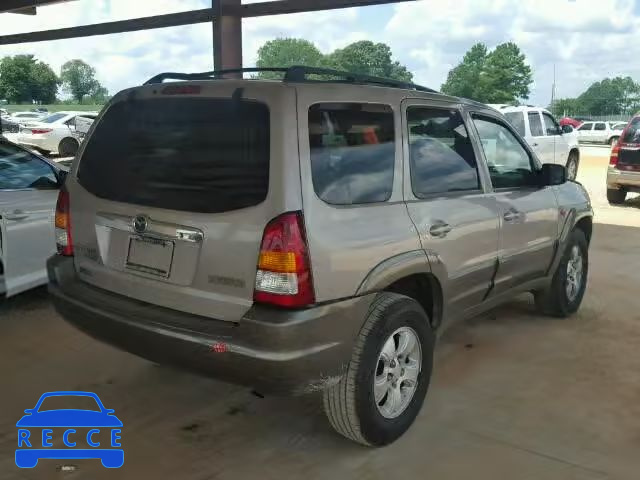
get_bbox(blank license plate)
[126,236,174,277]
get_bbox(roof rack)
[144,65,437,93]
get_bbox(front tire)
[58,137,79,157]
[323,293,434,446]
[535,229,588,317]
[607,188,627,204]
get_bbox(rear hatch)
[618,117,640,170]
[67,81,299,322]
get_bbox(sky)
[0,0,639,105]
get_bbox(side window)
[504,112,526,137]
[542,112,561,136]
[578,122,593,131]
[309,103,395,205]
[594,123,606,131]
[0,142,58,190]
[472,116,535,189]
[528,112,544,136]
[407,107,480,196]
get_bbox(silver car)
[47,66,593,446]
[0,139,66,297]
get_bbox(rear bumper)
[607,167,640,190]
[47,256,374,395]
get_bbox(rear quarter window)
[504,112,526,137]
[308,103,395,205]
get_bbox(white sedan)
[17,111,98,156]
[0,138,67,297]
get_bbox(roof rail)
[144,65,437,93]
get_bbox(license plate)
[126,236,174,277]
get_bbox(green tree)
[327,40,413,81]
[87,85,110,104]
[441,42,532,103]
[440,43,487,99]
[551,98,581,117]
[0,55,59,103]
[60,59,105,103]
[256,38,325,79]
[577,76,640,115]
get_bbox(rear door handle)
[503,209,522,222]
[531,143,539,147]
[429,222,452,238]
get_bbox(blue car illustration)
[16,391,123,468]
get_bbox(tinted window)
[594,123,606,131]
[578,122,593,131]
[78,98,270,214]
[407,107,479,196]
[528,112,544,136]
[542,112,560,136]
[41,113,67,123]
[0,142,58,190]
[473,116,534,189]
[309,103,394,205]
[622,117,640,143]
[504,112,525,137]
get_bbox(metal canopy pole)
[213,0,242,75]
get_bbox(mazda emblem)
[132,215,149,234]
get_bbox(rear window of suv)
[309,103,395,205]
[78,97,270,213]
[622,118,640,143]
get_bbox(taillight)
[253,212,315,308]
[55,188,73,256]
[30,128,52,135]
[610,142,620,167]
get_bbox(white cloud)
[385,0,640,103]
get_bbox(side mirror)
[538,163,567,186]
[561,125,574,134]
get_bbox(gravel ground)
[1,146,639,480]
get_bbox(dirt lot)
[1,146,639,480]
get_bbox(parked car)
[16,111,99,156]
[47,66,593,447]
[607,116,640,204]
[493,105,581,180]
[0,139,67,297]
[10,111,46,124]
[0,116,20,134]
[576,121,624,145]
[559,116,583,128]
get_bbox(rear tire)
[58,137,79,157]
[534,229,588,317]
[607,188,627,205]
[322,292,434,446]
